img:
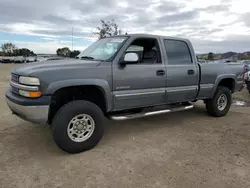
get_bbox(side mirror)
[121,52,139,65]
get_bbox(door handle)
[156,70,165,76]
[187,69,195,75]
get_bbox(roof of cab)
[107,33,189,42]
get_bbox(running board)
[109,104,194,121]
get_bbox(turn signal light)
[29,91,41,98]
[19,90,41,98]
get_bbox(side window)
[125,38,162,64]
[126,45,144,52]
[164,39,192,65]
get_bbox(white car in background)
[244,70,250,94]
[25,56,37,63]
[1,56,14,63]
[14,56,25,63]
[36,57,48,62]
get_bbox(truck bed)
[197,62,244,99]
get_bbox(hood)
[12,59,100,76]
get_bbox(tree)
[93,19,123,39]
[70,50,81,58]
[0,43,35,57]
[13,48,35,57]
[1,43,17,56]
[208,52,215,61]
[56,47,71,57]
[56,48,62,56]
[240,55,250,60]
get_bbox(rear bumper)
[5,88,50,125]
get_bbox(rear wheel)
[52,100,104,154]
[206,86,232,117]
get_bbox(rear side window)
[164,39,192,65]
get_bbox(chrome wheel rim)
[217,94,227,111]
[67,114,95,142]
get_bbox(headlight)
[19,76,40,86]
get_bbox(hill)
[197,51,250,60]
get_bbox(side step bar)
[109,104,194,121]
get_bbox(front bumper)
[5,89,50,125]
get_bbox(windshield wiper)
[81,56,95,60]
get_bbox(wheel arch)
[47,79,112,124]
[46,79,112,110]
[211,75,236,97]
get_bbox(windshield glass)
[78,37,128,61]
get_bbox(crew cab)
[5,34,244,153]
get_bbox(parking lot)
[0,64,250,188]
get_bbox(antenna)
[72,27,74,51]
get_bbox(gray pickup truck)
[5,34,244,153]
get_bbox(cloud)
[0,39,87,54]
[201,4,230,13]
[241,12,250,27]
[0,0,249,53]
[192,36,250,53]
[156,10,200,27]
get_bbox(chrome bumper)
[6,97,49,125]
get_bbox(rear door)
[163,39,199,103]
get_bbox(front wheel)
[52,100,104,154]
[206,86,232,117]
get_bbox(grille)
[11,74,19,83]
[11,86,19,94]
[11,74,19,95]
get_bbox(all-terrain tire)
[206,86,232,117]
[52,100,104,154]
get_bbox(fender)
[46,79,113,111]
[211,74,236,97]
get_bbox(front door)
[112,37,166,111]
[163,39,199,103]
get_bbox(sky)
[0,0,250,54]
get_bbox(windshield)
[78,37,128,61]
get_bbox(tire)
[52,100,104,154]
[206,86,232,117]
